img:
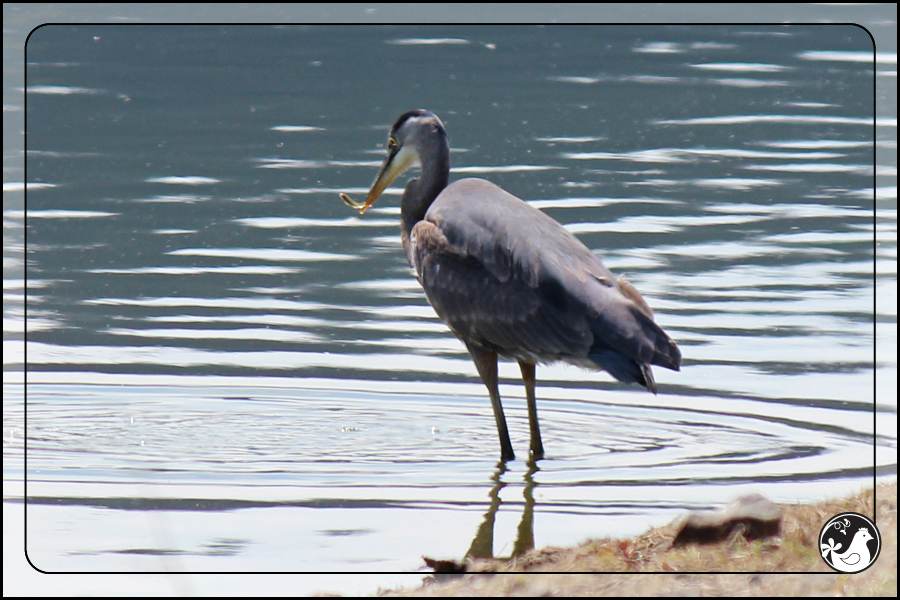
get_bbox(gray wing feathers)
[412,219,591,360]
[412,178,681,379]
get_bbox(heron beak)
[341,144,417,215]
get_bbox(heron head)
[341,110,446,214]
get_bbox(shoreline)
[377,480,896,597]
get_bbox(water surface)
[4,23,894,576]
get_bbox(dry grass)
[378,481,896,597]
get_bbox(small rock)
[672,493,782,546]
[423,556,467,574]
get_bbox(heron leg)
[518,361,544,460]
[466,343,515,461]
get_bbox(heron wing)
[411,218,592,362]
[411,178,681,380]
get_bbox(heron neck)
[400,156,449,239]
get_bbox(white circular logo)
[819,512,881,573]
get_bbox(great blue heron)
[341,110,681,461]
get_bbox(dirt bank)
[378,481,896,597]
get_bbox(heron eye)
[388,137,398,150]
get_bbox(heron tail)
[587,304,681,393]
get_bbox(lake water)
[5,17,896,591]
